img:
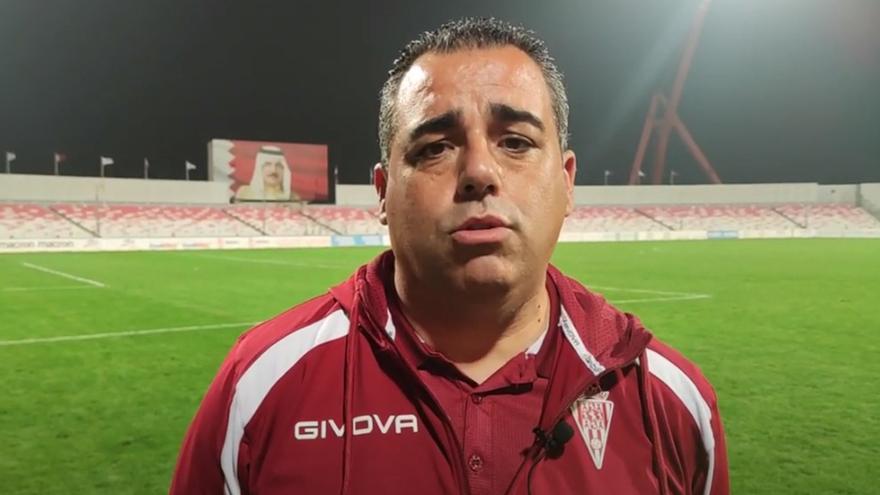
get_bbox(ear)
[561,150,577,216]
[373,163,389,225]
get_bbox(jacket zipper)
[384,348,472,494]
[357,321,473,495]
[513,363,627,494]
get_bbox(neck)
[394,262,550,383]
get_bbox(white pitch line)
[196,253,350,270]
[20,262,107,288]
[612,294,712,304]
[0,321,257,347]
[0,290,707,346]
[2,285,98,292]
[200,258,713,300]
[590,284,707,297]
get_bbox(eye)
[500,136,534,153]
[418,141,452,160]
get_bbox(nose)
[456,140,501,201]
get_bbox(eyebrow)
[408,110,462,143]
[490,103,545,132]
[405,104,545,144]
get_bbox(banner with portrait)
[208,139,329,202]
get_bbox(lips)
[455,216,508,231]
[450,216,512,245]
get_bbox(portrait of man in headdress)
[235,145,298,201]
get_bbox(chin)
[455,255,516,292]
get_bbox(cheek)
[387,172,450,229]
[514,168,569,228]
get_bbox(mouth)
[450,216,512,245]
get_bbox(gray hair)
[378,17,570,167]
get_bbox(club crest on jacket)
[570,390,614,470]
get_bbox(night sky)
[1,0,878,187]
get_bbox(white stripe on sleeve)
[646,348,716,495]
[220,310,350,495]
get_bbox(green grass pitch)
[1,239,878,494]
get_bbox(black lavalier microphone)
[534,420,575,459]
[527,421,575,495]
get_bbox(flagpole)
[144,159,149,179]
[99,157,114,178]
[188,161,192,181]
[53,153,65,176]
[185,161,196,181]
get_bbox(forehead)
[395,46,553,131]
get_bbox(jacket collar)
[330,250,653,426]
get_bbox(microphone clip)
[533,421,574,459]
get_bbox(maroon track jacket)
[171,251,729,494]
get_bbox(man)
[235,145,296,201]
[171,18,728,495]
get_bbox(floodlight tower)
[629,0,722,185]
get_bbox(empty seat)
[0,203,91,239]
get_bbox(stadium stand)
[0,203,92,239]
[562,207,668,233]
[2,202,879,239]
[637,205,799,231]
[53,204,262,238]
[226,205,335,236]
[774,204,880,230]
[305,206,387,235]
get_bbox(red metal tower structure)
[628,0,722,185]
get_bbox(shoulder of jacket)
[642,337,720,452]
[229,292,349,373]
[554,269,653,363]
[643,338,724,491]
[645,338,718,407]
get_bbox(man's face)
[262,160,285,188]
[378,46,576,292]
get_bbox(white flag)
[100,156,114,167]
[185,161,196,171]
[4,151,14,173]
